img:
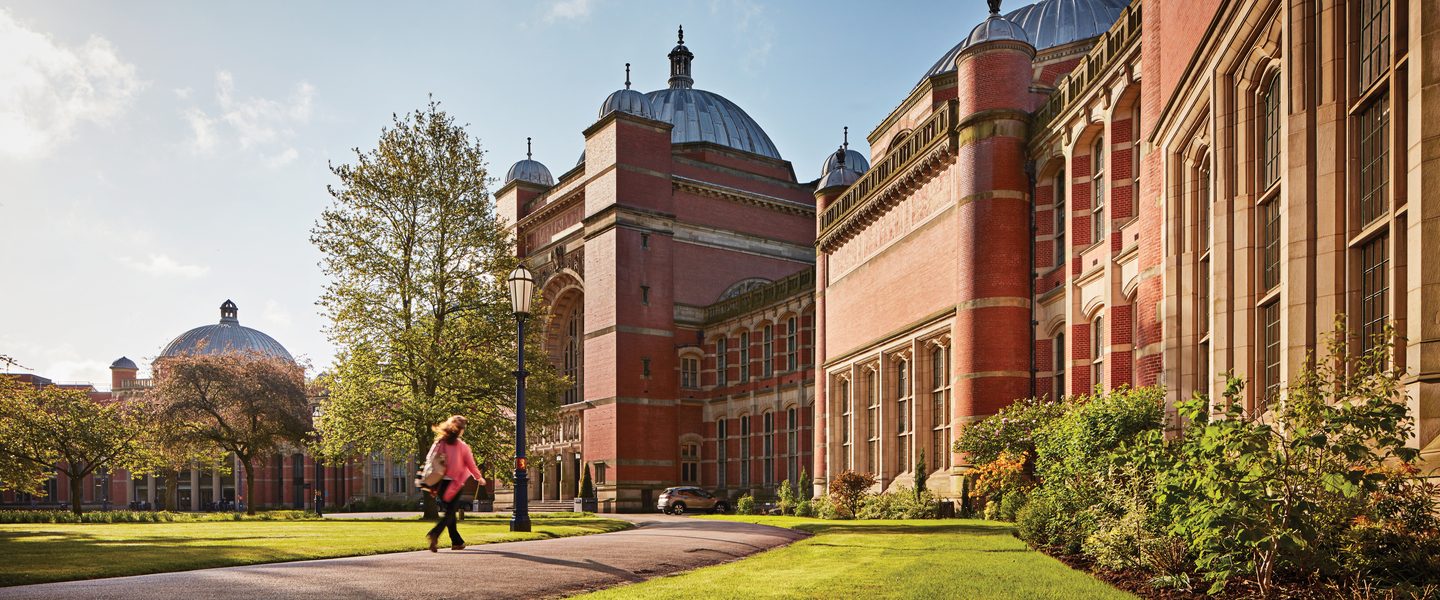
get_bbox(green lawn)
[580,516,1134,600]
[0,514,630,587]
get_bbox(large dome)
[642,25,781,160]
[158,300,295,362]
[917,0,1130,84]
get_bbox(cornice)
[672,176,815,217]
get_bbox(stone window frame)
[716,417,729,488]
[1054,167,1068,267]
[835,372,853,472]
[762,410,775,486]
[1090,309,1106,393]
[1092,135,1107,246]
[716,336,729,387]
[369,453,385,495]
[762,322,775,378]
[391,458,407,494]
[890,350,914,475]
[739,413,752,488]
[1052,327,1066,401]
[737,327,751,382]
[926,336,951,473]
[679,351,701,390]
[785,404,800,484]
[679,435,701,485]
[862,363,880,477]
[784,315,799,372]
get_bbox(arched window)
[1092,316,1105,392]
[786,406,799,483]
[716,337,728,386]
[1054,332,1066,400]
[739,330,751,382]
[562,307,582,405]
[929,345,950,472]
[786,317,798,371]
[762,411,775,486]
[895,359,912,474]
[762,324,774,377]
[1259,73,1281,189]
[1054,168,1067,266]
[1197,155,1212,392]
[839,377,853,471]
[740,414,752,488]
[717,418,728,488]
[1092,136,1106,245]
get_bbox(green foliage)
[735,494,757,516]
[798,468,813,501]
[914,449,927,500]
[993,489,1029,522]
[578,463,596,500]
[827,470,875,519]
[309,98,566,512]
[954,395,1066,472]
[1031,385,1165,486]
[0,376,153,515]
[856,487,938,520]
[794,498,815,518]
[813,496,840,520]
[0,510,317,524]
[777,478,797,515]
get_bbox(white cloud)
[0,8,143,159]
[117,253,210,278]
[181,71,314,167]
[172,86,192,100]
[545,0,593,21]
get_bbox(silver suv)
[657,486,729,515]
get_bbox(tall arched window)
[786,406,799,482]
[895,359,912,474]
[1054,168,1067,266]
[1092,316,1105,392]
[839,377,853,471]
[1197,155,1212,392]
[762,324,774,377]
[762,411,775,486]
[1259,73,1282,189]
[1257,71,1283,406]
[1092,136,1106,245]
[929,345,950,472]
[786,317,798,371]
[739,330,751,382]
[739,414,752,488]
[1054,332,1066,400]
[717,418,728,488]
[562,307,582,405]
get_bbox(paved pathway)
[0,514,806,600]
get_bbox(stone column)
[189,467,200,512]
[145,474,155,505]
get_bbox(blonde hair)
[433,415,467,444]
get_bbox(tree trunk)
[167,469,181,512]
[242,458,257,516]
[68,472,84,516]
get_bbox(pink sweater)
[432,439,484,501]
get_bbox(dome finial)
[843,126,849,151]
[219,299,238,324]
[526,137,533,160]
[624,63,631,89]
[988,0,1002,15]
[668,25,694,89]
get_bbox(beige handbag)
[415,443,448,489]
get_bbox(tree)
[914,449,927,501]
[0,376,151,515]
[828,470,877,519]
[147,352,311,515]
[309,98,564,518]
[578,463,595,500]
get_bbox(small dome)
[158,301,295,362]
[504,138,555,186]
[110,356,138,370]
[599,62,656,120]
[963,13,1030,48]
[916,0,1128,85]
[820,149,870,178]
[819,167,863,190]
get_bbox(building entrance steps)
[0,514,807,600]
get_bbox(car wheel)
[671,502,686,515]
[713,502,729,514]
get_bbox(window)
[929,346,950,472]
[1199,157,1212,253]
[739,331,750,382]
[717,419,728,488]
[1198,156,1212,339]
[641,357,651,378]
[370,454,384,495]
[1055,169,1067,266]
[717,337,728,386]
[896,360,912,474]
[681,443,699,484]
[1261,302,1281,405]
[1261,197,1281,291]
[1358,99,1389,226]
[562,307,582,404]
[865,369,879,475]
[787,407,799,483]
[641,232,650,249]
[786,317,798,371]
[1358,0,1390,90]
[739,415,751,487]
[1360,235,1390,358]
[1054,333,1066,400]
[1259,74,1281,190]
[762,412,775,486]
[839,377,853,471]
[1092,316,1105,391]
[1092,137,1106,245]
[641,285,650,305]
[681,357,699,389]
[392,460,406,493]
[762,325,774,377]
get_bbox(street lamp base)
[509,515,531,532]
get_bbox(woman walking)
[425,415,485,552]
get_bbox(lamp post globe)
[508,265,536,532]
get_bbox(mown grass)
[580,516,1135,600]
[0,514,631,587]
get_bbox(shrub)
[777,478,797,515]
[813,496,840,520]
[954,395,1067,474]
[994,489,1029,522]
[794,499,815,518]
[0,510,317,524]
[827,470,875,519]
[578,463,596,500]
[798,468,813,501]
[1015,492,1064,548]
[856,487,937,520]
[735,494,757,516]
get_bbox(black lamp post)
[507,265,536,533]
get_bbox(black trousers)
[426,479,464,545]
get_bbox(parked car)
[657,487,729,515]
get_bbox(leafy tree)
[0,376,151,515]
[309,98,564,518]
[827,469,876,519]
[914,448,927,500]
[798,467,812,501]
[954,395,1066,479]
[147,352,311,515]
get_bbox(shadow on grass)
[791,522,1016,538]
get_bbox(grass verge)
[579,516,1135,600]
[0,514,631,587]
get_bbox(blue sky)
[0,0,993,387]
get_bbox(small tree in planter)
[574,463,597,513]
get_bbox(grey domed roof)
[819,167,863,190]
[642,25,781,160]
[504,138,555,186]
[821,149,870,178]
[964,13,1031,47]
[917,0,1129,84]
[158,300,294,362]
[817,140,868,190]
[599,63,655,120]
[110,356,138,370]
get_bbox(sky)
[0,0,994,388]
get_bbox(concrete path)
[0,514,806,600]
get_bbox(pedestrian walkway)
[0,514,806,600]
